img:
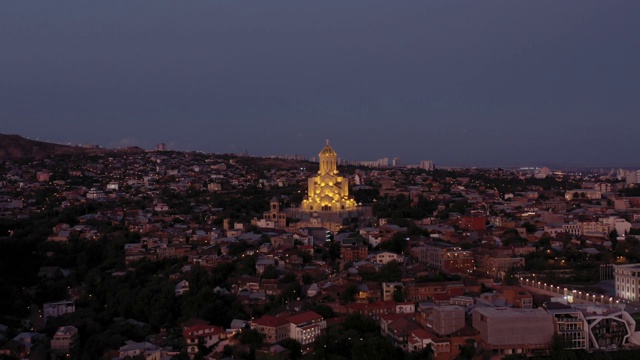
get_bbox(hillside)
[0,134,102,159]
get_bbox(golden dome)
[319,139,337,157]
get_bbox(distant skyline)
[2,1,639,167]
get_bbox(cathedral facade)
[301,141,357,212]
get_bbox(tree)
[377,233,408,254]
[340,285,359,304]
[392,285,404,302]
[407,345,434,360]
[610,229,619,250]
[343,313,378,334]
[379,261,403,282]
[261,265,280,279]
[455,339,477,360]
[302,273,314,285]
[239,328,264,346]
[351,336,401,360]
[503,268,519,286]
[280,339,302,360]
[522,221,537,234]
[308,304,335,319]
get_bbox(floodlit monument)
[301,140,357,212]
[287,140,367,233]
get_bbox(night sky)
[2,1,639,167]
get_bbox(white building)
[601,217,631,236]
[582,222,609,238]
[51,326,79,354]
[562,222,581,236]
[370,251,404,265]
[382,282,403,301]
[86,188,105,200]
[183,324,224,357]
[615,263,640,301]
[573,303,640,349]
[43,301,75,320]
[564,189,602,200]
[543,303,589,350]
[175,280,189,296]
[420,160,434,171]
[286,311,326,345]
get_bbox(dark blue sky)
[2,1,639,167]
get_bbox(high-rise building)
[420,160,434,171]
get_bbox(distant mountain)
[0,134,103,159]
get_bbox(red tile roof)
[286,311,323,325]
[183,323,224,339]
[251,315,290,328]
[410,327,435,340]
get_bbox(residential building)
[405,281,465,302]
[382,282,403,301]
[475,253,524,278]
[356,282,382,303]
[256,344,291,360]
[419,242,474,274]
[43,301,75,321]
[543,303,588,350]
[86,188,105,200]
[175,280,189,296]
[460,215,486,231]
[501,287,533,309]
[562,222,581,236]
[381,316,421,351]
[341,244,369,262]
[564,189,602,200]
[51,326,79,355]
[370,251,404,265]
[183,323,224,357]
[118,341,159,359]
[255,258,276,275]
[251,315,290,344]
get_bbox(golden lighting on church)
[301,140,357,211]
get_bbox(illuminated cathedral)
[301,140,357,212]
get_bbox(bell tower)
[270,196,280,213]
[318,139,338,175]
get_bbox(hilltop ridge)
[0,134,105,159]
